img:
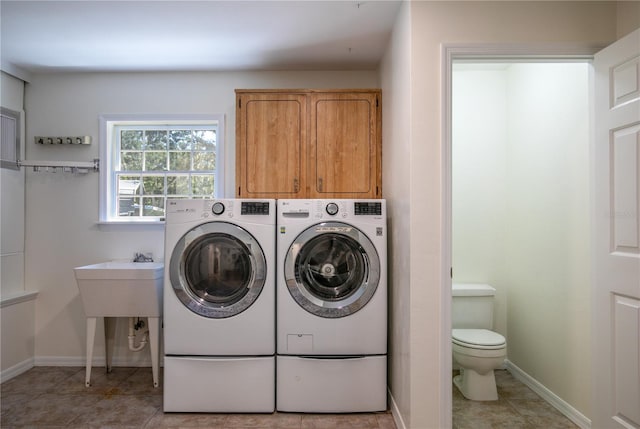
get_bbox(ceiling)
[1,0,402,74]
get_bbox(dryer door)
[170,222,266,318]
[284,222,380,318]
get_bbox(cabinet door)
[309,92,381,198]
[236,93,306,198]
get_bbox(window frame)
[99,114,225,224]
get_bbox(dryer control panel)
[317,200,384,219]
[278,199,385,224]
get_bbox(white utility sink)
[74,261,164,388]
[74,261,164,317]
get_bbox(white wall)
[452,65,509,336]
[505,63,591,414]
[380,2,412,427]
[23,70,379,365]
[452,63,591,416]
[378,2,617,427]
[0,71,35,377]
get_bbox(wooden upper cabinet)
[236,92,306,199]
[309,91,381,199]
[235,89,381,199]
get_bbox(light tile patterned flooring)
[453,370,579,429]
[0,366,579,428]
[0,366,396,428]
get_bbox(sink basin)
[75,261,164,388]
[74,261,164,317]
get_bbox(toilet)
[452,283,506,401]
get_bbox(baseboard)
[505,360,591,429]
[1,357,35,383]
[34,355,159,367]
[388,388,408,429]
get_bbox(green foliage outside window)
[116,127,216,218]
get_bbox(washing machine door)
[170,222,266,318]
[284,222,380,318]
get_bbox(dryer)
[276,199,387,412]
[163,198,275,412]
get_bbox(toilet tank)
[452,283,496,329]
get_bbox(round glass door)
[284,222,380,318]
[170,222,266,318]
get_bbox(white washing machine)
[163,198,275,412]
[276,199,387,412]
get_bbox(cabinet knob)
[293,178,299,193]
[318,177,323,192]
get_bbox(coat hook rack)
[17,158,99,174]
[35,136,91,145]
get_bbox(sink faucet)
[133,252,154,263]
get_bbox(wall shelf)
[17,159,99,173]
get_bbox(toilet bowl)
[452,328,506,401]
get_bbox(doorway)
[449,60,592,426]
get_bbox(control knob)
[326,202,339,216]
[211,202,225,215]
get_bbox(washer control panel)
[203,200,272,217]
[202,199,234,219]
[166,198,276,222]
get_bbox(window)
[100,114,224,223]
[1,107,20,170]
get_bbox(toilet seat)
[452,329,505,350]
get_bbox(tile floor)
[0,366,579,428]
[453,370,579,429]
[0,366,396,428]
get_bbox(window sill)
[96,220,165,230]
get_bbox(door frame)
[440,43,601,428]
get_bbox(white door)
[593,28,640,429]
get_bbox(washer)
[163,198,275,412]
[276,199,387,412]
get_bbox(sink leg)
[104,317,116,374]
[148,317,160,388]
[85,317,97,387]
